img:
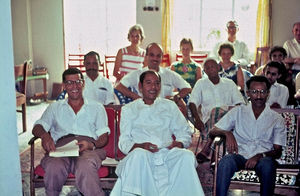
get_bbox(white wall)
[0,0,23,195]
[272,0,300,46]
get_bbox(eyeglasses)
[248,89,269,95]
[64,79,83,86]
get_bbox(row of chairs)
[67,53,209,79]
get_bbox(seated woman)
[218,43,245,92]
[113,24,146,82]
[170,38,202,88]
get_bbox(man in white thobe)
[110,70,204,196]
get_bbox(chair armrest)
[28,136,40,145]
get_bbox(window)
[171,0,259,56]
[64,0,136,63]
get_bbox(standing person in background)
[83,51,115,105]
[113,24,146,82]
[209,20,251,67]
[170,38,202,88]
[283,22,300,78]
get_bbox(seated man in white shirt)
[189,58,245,163]
[115,43,191,116]
[83,51,115,105]
[264,61,289,108]
[283,22,300,77]
[32,68,110,196]
[209,20,251,67]
[110,70,204,196]
[210,75,286,196]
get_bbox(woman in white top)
[113,24,146,82]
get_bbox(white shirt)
[188,77,245,123]
[83,75,115,105]
[267,82,289,108]
[283,38,300,70]
[119,98,193,154]
[209,39,251,66]
[120,67,191,98]
[215,104,286,159]
[34,99,110,143]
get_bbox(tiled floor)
[18,101,260,196]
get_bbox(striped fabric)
[119,47,145,75]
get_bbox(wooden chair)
[175,53,208,64]
[28,105,123,195]
[162,53,171,67]
[212,108,300,196]
[104,55,116,79]
[68,54,108,78]
[15,61,29,133]
[255,47,270,69]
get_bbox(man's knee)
[42,157,69,174]
[129,148,152,159]
[218,154,238,171]
[256,157,276,174]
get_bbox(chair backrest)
[105,55,116,79]
[162,53,171,67]
[255,47,270,68]
[68,54,108,78]
[175,53,208,64]
[15,61,29,95]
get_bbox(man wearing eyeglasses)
[209,75,286,196]
[209,20,251,67]
[32,68,110,196]
[83,51,115,105]
[264,61,289,108]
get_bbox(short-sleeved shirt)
[34,99,110,143]
[188,77,244,123]
[267,82,289,108]
[283,38,300,70]
[120,67,191,98]
[215,104,286,159]
[83,75,115,105]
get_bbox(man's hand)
[41,132,55,152]
[294,57,300,64]
[270,102,281,109]
[245,154,262,169]
[225,132,238,154]
[140,142,159,153]
[167,141,183,149]
[77,140,94,152]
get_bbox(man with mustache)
[264,61,289,108]
[83,51,115,105]
[115,43,191,114]
[210,75,286,196]
[111,70,204,196]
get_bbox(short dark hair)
[139,70,161,84]
[246,75,271,90]
[218,43,234,56]
[269,46,287,60]
[265,61,286,76]
[62,68,84,82]
[84,51,100,63]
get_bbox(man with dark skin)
[210,76,286,196]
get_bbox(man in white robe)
[110,70,204,196]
